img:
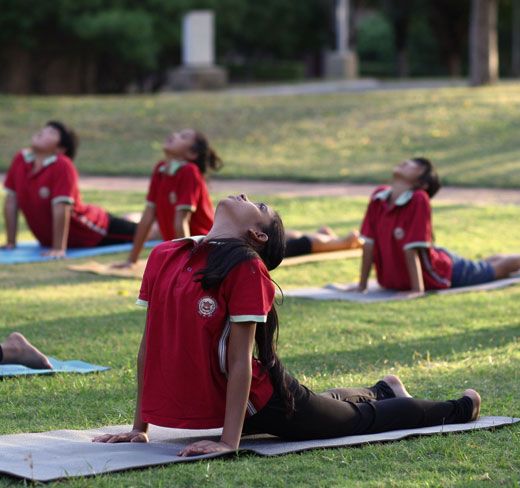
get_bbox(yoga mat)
[67,249,363,280]
[285,275,520,303]
[68,260,147,279]
[0,241,162,265]
[0,357,109,377]
[0,416,517,481]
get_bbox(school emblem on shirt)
[198,296,217,317]
[38,186,50,199]
[169,191,177,204]
[393,227,405,240]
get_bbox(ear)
[247,228,268,245]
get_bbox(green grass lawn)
[0,191,519,486]
[1,85,520,187]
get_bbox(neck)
[206,222,242,241]
[390,178,413,199]
[164,151,184,162]
[32,148,56,160]
[30,148,56,170]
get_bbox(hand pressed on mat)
[179,440,234,457]
[92,429,148,444]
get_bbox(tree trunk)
[447,53,462,77]
[469,0,498,86]
[513,0,520,77]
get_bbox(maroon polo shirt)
[360,185,452,290]
[137,237,275,429]
[4,150,109,247]
[146,160,214,240]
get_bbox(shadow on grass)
[283,322,520,375]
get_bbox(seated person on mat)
[0,332,52,369]
[94,193,480,454]
[2,121,137,258]
[284,226,362,258]
[355,157,520,293]
[116,128,222,268]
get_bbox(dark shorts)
[97,214,137,246]
[284,236,312,258]
[448,251,496,288]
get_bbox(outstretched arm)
[3,193,18,248]
[404,248,425,293]
[125,205,156,266]
[357,241,374,291]
[93,330,149,443]
[43,202,71,258]
[180,321,256,456]
[174,209,192,238]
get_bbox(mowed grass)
[1,84,520,187]
[0,190,519,486]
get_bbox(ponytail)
[191,131,223,175]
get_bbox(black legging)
[243,376,473,440]
[97,214,137,246]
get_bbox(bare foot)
[1,333,52,369]
[462,389,481,421]
[317,226,337,238]
[382,374,412,398]
[342,230,364,250]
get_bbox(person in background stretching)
[2,121,137,258]
[94,193,480,454]
[117,128,222,268]
[355,157,520,294]
[0,333,52,369]
[284,226,362,258]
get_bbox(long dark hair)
[412,157,441,198]
[191,131,223,175]
[195,211,295,416]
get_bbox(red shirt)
[360,186,452,290]
[137,237,275,429]
[4,150,109,247]
[146,161,214,240]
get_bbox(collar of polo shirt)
[159,159,187,176]
[22,149,58,167]
[172,235,206,244]
[373,188,414,206]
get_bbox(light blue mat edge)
[0,240,162,265]
[0,357,109,377]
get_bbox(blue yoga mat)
[0,357,109,377]
[0,240,162,265]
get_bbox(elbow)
[227,357,252,380]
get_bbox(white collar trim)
[22,149,58,167]
[159,160,187,176]
[373,188,414,206]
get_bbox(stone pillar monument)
[324,0,358,79]
[168,10,227,90]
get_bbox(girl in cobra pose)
[95,194,480,454]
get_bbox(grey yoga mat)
[284,275,520,303]
[0,416,518,481]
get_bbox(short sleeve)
[136,251,156,308]
[175,165,201,212]
[402,191,432,250]
[50,159,77,205]
[4,153,20,194]
[145,162,162,207]
[223,259,275,323]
